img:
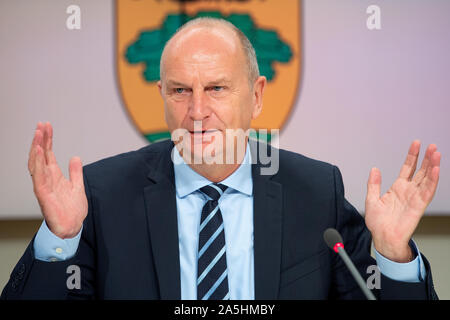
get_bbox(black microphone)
[323,228,376,300]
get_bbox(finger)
[29,122,45,163]
[69,156,84,190]
[366,167,381,205]
[432,150,441,168]
[28,123,41,154]
[398,140,421,180]
[28,128,44,174]
[36,121,45,133]
[32,145,46,190]
[28,122,44,155]
[413,144,438,185]
[36,121,45,144]
[407,140,421,180]
[43,122,56,165]
[419,152,441,203]
[423,151,441,185]
[46,122,53,150]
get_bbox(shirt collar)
[173,143,253,198]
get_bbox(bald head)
[160,17,259,85]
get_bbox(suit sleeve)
[1,172,97,300]
[329,165,438,300]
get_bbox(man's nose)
[188,89,211,121]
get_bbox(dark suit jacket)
[1,140,438,299]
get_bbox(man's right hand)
[28,122,88,239]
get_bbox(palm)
[365,141,441,260]
[29,122,87,238]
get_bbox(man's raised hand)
[28,122,88,239]
[365,140,441,262]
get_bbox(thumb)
[69,156,84,190]
[366,167,381,205]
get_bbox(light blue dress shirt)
[33,144,426,298]
[172,144,254,299]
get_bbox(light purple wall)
[0,0,448,218]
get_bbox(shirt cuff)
[374,239,426,283]
[33,220,82,262]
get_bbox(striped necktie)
[197,183,230,300]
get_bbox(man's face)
[158,26,265,163]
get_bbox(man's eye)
[175,88,185,94]
[212,86,224,91]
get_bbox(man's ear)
[251,76,267,120]
[157,80,162,95]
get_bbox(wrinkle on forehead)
[172,52,224,69]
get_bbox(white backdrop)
[0,0,449,219]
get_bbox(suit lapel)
[250,141,283,299]
[144,142,181,299]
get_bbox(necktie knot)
[200,183,227,202]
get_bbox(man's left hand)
[365,140,441,263]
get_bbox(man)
[1,18,441,299]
